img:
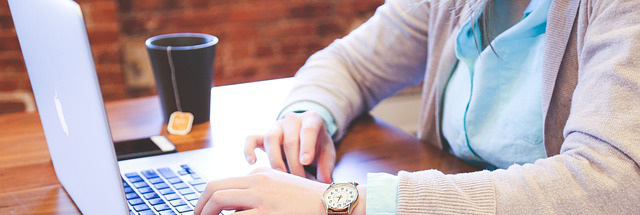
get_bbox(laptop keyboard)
[123,164,225,215]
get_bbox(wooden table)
[0,79,477,214]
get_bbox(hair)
[415,0,495,53]
[478,0,496,54]
[411,0,500,55]
[464,0,496,54]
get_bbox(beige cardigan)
[284,0,640,214]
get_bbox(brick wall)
[0,0,383,114]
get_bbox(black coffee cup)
[145,33,218,124]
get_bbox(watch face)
[323,183,358,209]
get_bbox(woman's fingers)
[197,189,254,215]
[244,135,264,164]
[299,112,323,165]
[281,114,305,176]
[247,111,332,178]
[196,177,255,214]
[316,130,336,183]
[196,163,328,215]
[263,126,287,172]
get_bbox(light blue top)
[280,0,551,213]
[441,0,550,169]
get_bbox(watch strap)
[328,211,349,215]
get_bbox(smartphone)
[114,136,177,161]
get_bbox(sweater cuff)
[366,173,399,215]
[397,170,496,214]
[278,101,338,137]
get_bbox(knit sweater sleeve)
[396,0,640,214]
[282,0,430,140]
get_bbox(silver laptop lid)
[9,0,128,214]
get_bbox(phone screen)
[114,136,176,161]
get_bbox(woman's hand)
[244,111,336,183]
[193,167,327,215]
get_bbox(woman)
[195,0,640,214]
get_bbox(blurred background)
[0,0,384,114]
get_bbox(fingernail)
[246,155,255,164]
[300,153,311,164]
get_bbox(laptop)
[8,0,272,214]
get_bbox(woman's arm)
[395,0,640,214]
[284,0,430,140]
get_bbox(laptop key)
[142,170,159,179]
[129,176,143,183]
[178,170,188,175]
[125,193,139,200]
[188,179,206,185]
[125,172,140,178]
[143,193,159,200]
[173,183,188,189]
[154,204,171,211]
[157,167,178,179]
[138,187,154,194]
[190,174,201,179]
[155,183,170,189]
[138,210,155,215]
[181,211,194,215]
[159,188,175,195]
[160,211,177,215]
[181,164,194,174]
[149,177,164,184]
[170,199,187,207]
[165,194,181,200]
[124,187,134,194]
[189,200,198,207]
[133,182,149,188]
[148,198,165,205]
[133,204,150,212]
[176,205,192,213]
[128,198,144,206]
[193,184,207,193]
[178,188,194,195]
[184,193,199,201]
[168,178,183,184]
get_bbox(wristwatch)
[322,182,359,215]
